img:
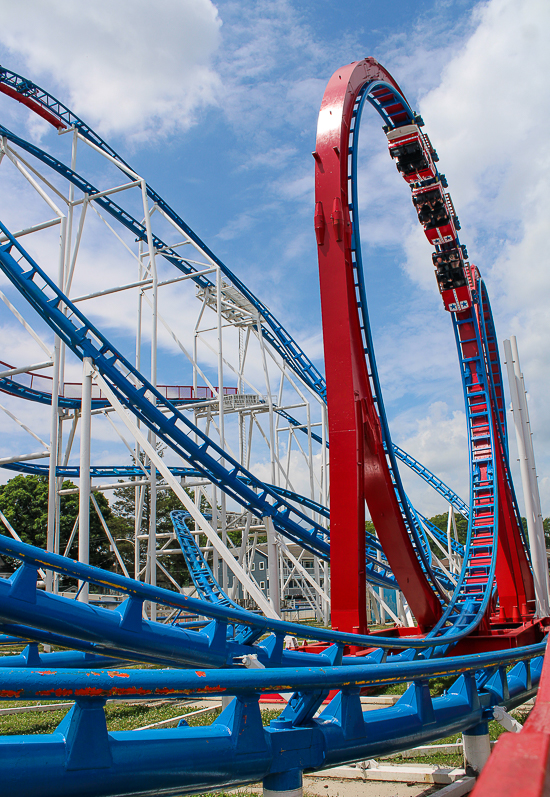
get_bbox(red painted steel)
[0,360,237,403]
[468,281,534,618]
[314,59,442,633]
[0,83,66,129]
[471,640,550,797]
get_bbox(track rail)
[0,640,544,797]
[0,68,327,401]
[472,639,550,796]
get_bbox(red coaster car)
[412,183,459,246]
[441,285,472,312]
[386,124,438,184]
[432,248,472,312]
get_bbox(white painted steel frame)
[0,124,331,620]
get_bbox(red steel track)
[315,59,442,632]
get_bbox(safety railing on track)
[0,635,544,797]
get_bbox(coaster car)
[412,183,459,245]
[387,124,438,184]
[432,248,472,312]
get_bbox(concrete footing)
[462,723,491,777]
[263,769,303,797]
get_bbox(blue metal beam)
[0,646,543,797]
[0,534,525,652]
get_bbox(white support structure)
[77,358,93,603]
[366,581,400,625]
[264,516,281,616]
[0,122,329,621]
[504,337,550,617]
[94,369,279,619]
[462,729,491,778]
[492,705,523,733]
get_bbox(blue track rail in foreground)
[0,644,544,797]
[0,534,520,656]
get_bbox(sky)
[0,0,548,519]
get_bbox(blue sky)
[0,0,548,518]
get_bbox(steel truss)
[0,121,333,619]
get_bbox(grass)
[0,700,284,737]
[387,708,533,768]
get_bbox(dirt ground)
[239,776,443,797]
[302,777,440,797]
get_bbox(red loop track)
[315,59,442,632]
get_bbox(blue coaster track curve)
[0,533,546,796]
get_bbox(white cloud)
[397,401,469,517]
[215,0,361,142]
[407,0,550,512]
[0,0,222,139]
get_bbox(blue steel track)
[0,60,546,796]
[0,120,468,534]
[0,534,545,796]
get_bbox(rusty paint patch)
[195,671,206,677]
[195,685,225,694]
[37,670,56,675]
[36,689,73,698]
[107,671,130,679]
[75,688,106,697]
[0,689,23,698]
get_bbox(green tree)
[111,479,192,587]
[0,474,118,571]
[428,513,468,546]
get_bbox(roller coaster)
[0,57,548,796]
